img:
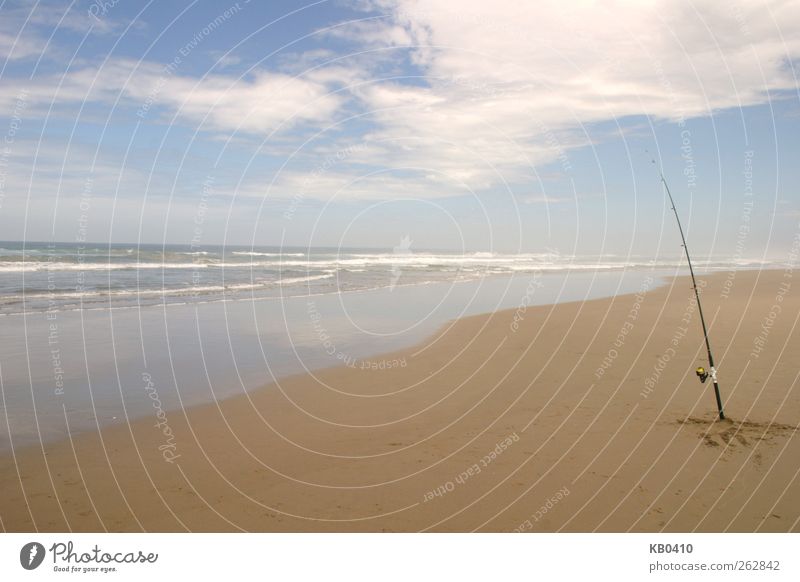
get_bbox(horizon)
[0,238,787,261]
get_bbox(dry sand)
[1,270,798,532]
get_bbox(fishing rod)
[650,156,725,420]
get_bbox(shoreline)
[1,269,798,532]
[0,263,776,320]
[0,268,666,453]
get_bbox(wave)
[0,255,783,274]
[0,261,211,272]
[0,272,337,302]
[231,251,305,257]
[0,260,313,272]
[276,273,335,286]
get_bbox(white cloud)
[134,69,344,135]
[0,58,346,137]
[303,0,800,197]
[322,17,414,48]
[265,166,464,202]
[0,30,46,61]
[0,1,130,61]
[209,52,242,70]
[4,0,799,208]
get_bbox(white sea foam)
[0,243,781,317]
[231,251,305,257]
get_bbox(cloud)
[4,0,799,210]
[208,51,242,70]
[28,2,128,35]
[379,0,800,119]
[323,17,415,48]
[0,1,130,61]
[0,58,347,137]
[264,166,464,202]
[304,0,800,197]
[520,195,573,205]
[0,29,44,61]
[133,69,344,135]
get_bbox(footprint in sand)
[677,417,798,455]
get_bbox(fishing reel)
[695,367,709,384]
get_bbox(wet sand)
[1,269,798,532]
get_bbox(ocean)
[0,241,776,317]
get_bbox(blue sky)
[0,0,798,258]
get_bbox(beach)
[1,269,798,532]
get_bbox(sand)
[1,269,798,532]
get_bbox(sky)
[0,0,798,258]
